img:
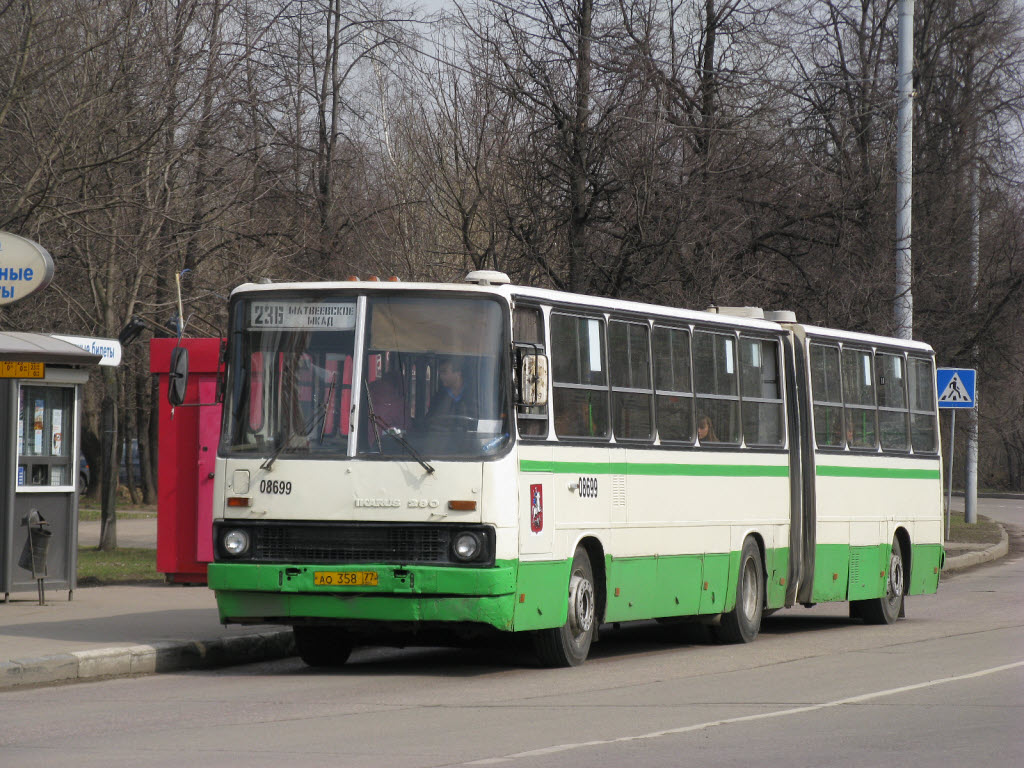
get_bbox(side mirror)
[168,346,189,406]
[215,340,227,404]
[520,354,549,406]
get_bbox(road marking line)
[466,660,1024,765]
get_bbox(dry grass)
[77,547,161,584]
[945,510,1003,544]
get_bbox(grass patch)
[78,504,157,522]
[77,547,162,585]
[945,510,1003,544]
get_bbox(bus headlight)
[452,531,483,562]
[222,529,250,556]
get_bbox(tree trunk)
[137,370,155,504]
[98,367,118,550]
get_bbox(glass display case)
[17,384,75,489]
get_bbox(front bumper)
[208,561,518,630]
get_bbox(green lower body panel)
[605,556,657,621]
[811,544,856,602]
[512,559,572,631]
[764,547,790,609]
[849,544,887,600]
[811,540,944,602]
[655,555,704,615]
[603,547,787,623]
[909,543,943,595]
[605,554,717,622]
[209,561,518,631]
[699,553,731,614]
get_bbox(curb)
[942,525,1009,573]
[949,491,1024,500]
[0,629,295,690]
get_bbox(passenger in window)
[698,414,718,443]
[428,357,477,422]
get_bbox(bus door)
[784,329,813,607]
[806,339,857,603]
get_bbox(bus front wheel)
[714,538,764,644]
[855,536,905,625]
[533,547,596,667]
[293,626,353,667]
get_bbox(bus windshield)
[223,297,358,458]
[358,295,510,460]
[222,292,510,461]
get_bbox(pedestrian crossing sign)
[936,368,976,409]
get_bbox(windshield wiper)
[261,373,337,471]
[364,380,434,475]
[260,430,292,471]
[318,374,337,444]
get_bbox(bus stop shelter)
[0,332,101,601]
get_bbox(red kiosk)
[150,337,222,584]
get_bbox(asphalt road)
[3,508,1022,768]
[965,495,1024,528]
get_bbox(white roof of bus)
[501,284,785,331]
[797,324,934,353]
[231,278,934,349]
[231,279,784,332]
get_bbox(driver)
[427,357,477,422]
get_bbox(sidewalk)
[2,515,293,690]
[0,516,1010,691]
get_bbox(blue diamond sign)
[936,368,976,409]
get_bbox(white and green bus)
[205,271,943,667]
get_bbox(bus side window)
[551,313,608,439]
[843,347,877,449]
[877,352,909,451]
[653,326,694,443]
[693,329,740,444]
[514,306,548,438]
[740,336,784,446]
[810,343,843,448]
[609,319,653,441]
[908,356,938,453]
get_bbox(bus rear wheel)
[856,536,905,625]
[714,538,764,644]
[533,547,596,667]
[293,626,353,667]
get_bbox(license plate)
[313,570,378,587]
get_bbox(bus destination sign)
[249,300,356,331]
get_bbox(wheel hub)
[888,551,904,602]
[568,571,595,636]
[740,560,759,620]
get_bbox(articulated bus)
[205,270,943,667]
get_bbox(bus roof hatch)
[465,270,511,286]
